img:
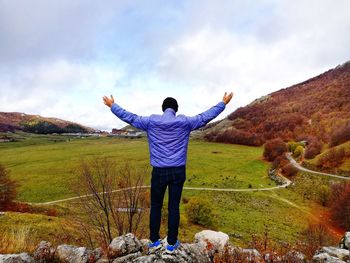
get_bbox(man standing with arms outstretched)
[103,92,233,253]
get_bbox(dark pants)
[149,165,186,245]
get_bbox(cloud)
[0,0,349,130]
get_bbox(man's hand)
[103,95,115,108]
[223,92,233,105]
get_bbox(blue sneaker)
[166,240,180,253]
[148,239,162,251]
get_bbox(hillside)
[203,61,350,146]
[0,112,94,134]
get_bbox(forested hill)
[0,112,94,134]
[203,61,350,146]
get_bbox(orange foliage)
[205,62,350,146]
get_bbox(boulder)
[339,232,350,250]
[112,251,142,263]
[313,252,346,263]
[194,230,229,252]
[0,253,34,263]
[319,246,349,261]
[56,244,99,263]
[108,233,142,259]
[33,241,55,262]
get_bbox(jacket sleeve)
[186,101,226,131]
[110,103,149,131]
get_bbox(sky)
[0,0,349,131]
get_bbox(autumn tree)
[263,138,288,161]
[329,183,350,229]
[330,122,350,147]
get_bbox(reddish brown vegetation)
[205,61,350,146]
[281,163,298,177]
[330,122,350,147]
[0,112,93,133]
[296,135,323,159]
[300,223,338,259]
[328,183,350,229]
[316,147,347,168]
[263,138,288,162]
[205,128,263,146]
[0,164,17,210]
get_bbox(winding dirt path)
[31,175,292,205]
[286,153,350,180]
[30,154,349,206]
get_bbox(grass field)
[0,132,273,203]
[0,132,338,253]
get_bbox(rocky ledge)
[0,230,349,263]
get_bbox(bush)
[185,196,218,228]
[287,141,299,153]
[316,147,345,168]
[296,135,323,159]
[330,122,350,147]
[0,164,17,210]
[281,163,298,177]
[329,183,350,229]
[263,138,288,162]
[300,223,337,259]
[293,145,305,158]
[318,185,330,206]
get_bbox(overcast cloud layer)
[1,0,349,131]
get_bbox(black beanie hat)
[162,97,178,112]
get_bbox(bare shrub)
[299,223,337,259]
[71,158,149,249]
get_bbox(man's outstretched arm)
[103,95,149,131]
[187,92,233,131]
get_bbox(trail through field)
[31,154,348,207]
[269,192,343,239]
[287,153,350,180]
[31,175,292,205]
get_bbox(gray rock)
[56,244,96,263]
[0,253,34,263]
[108,233,142,259]
[340,232,350,250]
[132,254,156,263]
[112,252,141,263]
[313,252,346,263]
[194,230,229,252]
[140,239,150,247]
[320,246,349,261]
[33,241,55,262]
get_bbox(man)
[103,92,233,253]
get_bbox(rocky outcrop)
[313,232,350,263]
[0,253,34,263]
[0,231,349,263]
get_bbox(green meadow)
[0,132,327,252]
[0,132,273,203]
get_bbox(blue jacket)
[111,101,226,167]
